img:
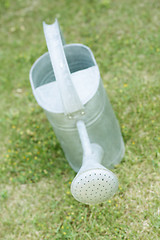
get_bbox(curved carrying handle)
[43,19,84,115]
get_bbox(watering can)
[29,20,125,205]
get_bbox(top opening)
[31,44,96,89]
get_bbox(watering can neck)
[43,19,84,115]
[76,120,104,172]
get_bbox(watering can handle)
[43,19,84,115]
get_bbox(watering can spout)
[43,20,84,115]
[71,120,119,205]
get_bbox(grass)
[0,0,160,239]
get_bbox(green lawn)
[0,0,160,239]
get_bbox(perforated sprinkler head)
[71,153,118,204]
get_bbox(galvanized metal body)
[30,44,125,172]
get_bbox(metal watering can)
[29,20,125,205]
